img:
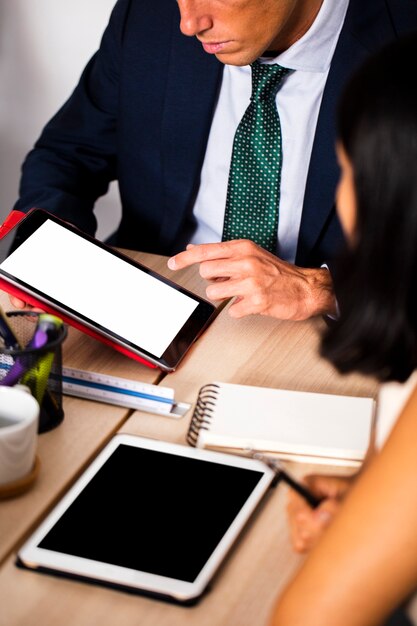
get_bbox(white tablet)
[17,434,274,604]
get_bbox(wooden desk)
[0,253,378,626]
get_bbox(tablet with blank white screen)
[17,434,274,604]
[0,209,216,371]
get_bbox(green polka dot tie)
[222,61,290,252]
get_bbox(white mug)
[0,386,39,486]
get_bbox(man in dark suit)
[11,0,417,319]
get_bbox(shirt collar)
[260,0,350,73]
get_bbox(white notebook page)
[197,383,375,462]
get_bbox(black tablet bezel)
[0,209,216,371]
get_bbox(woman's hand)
[287,474,355,553]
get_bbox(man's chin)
[214,49,258,66]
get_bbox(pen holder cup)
[0,311,67,433]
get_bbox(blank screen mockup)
[37,444,264,583]
[0,219,198,357]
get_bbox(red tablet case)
[0,210,158,369]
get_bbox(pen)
[0,317,49,387]
[0,314,62,394]
[0,306,20,349]
[21,315,63,405]
[248,450,322,509]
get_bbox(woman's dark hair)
[321,33,417,382]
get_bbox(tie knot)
[250,61,290,102]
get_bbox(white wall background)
[0,0,121,240]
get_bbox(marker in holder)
[0,311,67,433]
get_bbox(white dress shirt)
[190,0,349,263]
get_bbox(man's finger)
[168,239,261,270]
[10,296,27,309]
[227,294,259,318]
[206,277,251,302]
[198,258,251,281]
[168,242,236,270]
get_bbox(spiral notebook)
[187,382,376,466]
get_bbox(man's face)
[177,0,321,66]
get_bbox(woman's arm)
[271,384,417,626]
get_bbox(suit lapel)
[158,19,223,251]
[296,0,396,265]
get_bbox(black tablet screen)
[38,444,264,582]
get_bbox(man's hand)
[168,240,336,320]
[9,296,28,309]
[287,474,354,553]
[7,295,41,312]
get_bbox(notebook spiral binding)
[186,383,220,447]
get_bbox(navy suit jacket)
[14,0,417,265]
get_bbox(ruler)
[61,367,190,418]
